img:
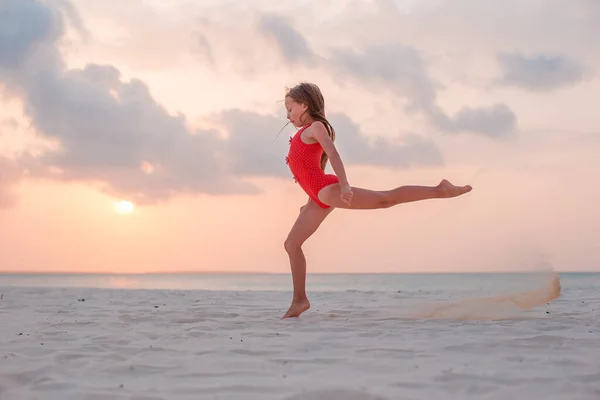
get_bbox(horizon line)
[0,269,593,275]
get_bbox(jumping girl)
[281,82,472,319]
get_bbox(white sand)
[1,273,598,400]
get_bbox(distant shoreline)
[0,270,596,275]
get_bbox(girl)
[281,82,472,319]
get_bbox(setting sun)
[115,200,134,214]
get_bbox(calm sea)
[0,272,597,294]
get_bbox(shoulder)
[306,121,329,139]
[304,121,336,152]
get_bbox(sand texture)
[1,273,599,400]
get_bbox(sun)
[115,200,134,214]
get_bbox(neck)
[301,114,315,126]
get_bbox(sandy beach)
[1,272,598,400]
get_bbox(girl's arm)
[308,122,350,187]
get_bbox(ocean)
[1,271,597,295]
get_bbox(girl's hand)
[340,183,353,205]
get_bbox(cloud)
[379,0,600,61]
[0,0,62,70]
[329,45,437,114]
[191,1,599,139]
[1,0,440,207]
[195,34,216,68]
[431,104,517,138]
[246,12,519,137]
[1,117,19,131]
[216,110,444,179]
[19,62,259,203]
[1,0,257,205]
[216,109,294,179]
[258,13,316,65]
[51,0,91,42]
[0,157,23,209]
[496,52,587,91]
[261,27,517,137]
[326,113,444,168]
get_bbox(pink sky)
[1,0,598,274]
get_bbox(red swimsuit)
[286,124,339,208]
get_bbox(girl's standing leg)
[282,199,334,319]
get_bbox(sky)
[0,0,598,274]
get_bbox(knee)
[284,238,302,254]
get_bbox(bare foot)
[436,179,472,198]
[281,298,311,319]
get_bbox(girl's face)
[285,97,308,128]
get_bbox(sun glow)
[115,200,134,214]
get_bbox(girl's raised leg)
[282,199,334,319]
[318,179,472,210]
